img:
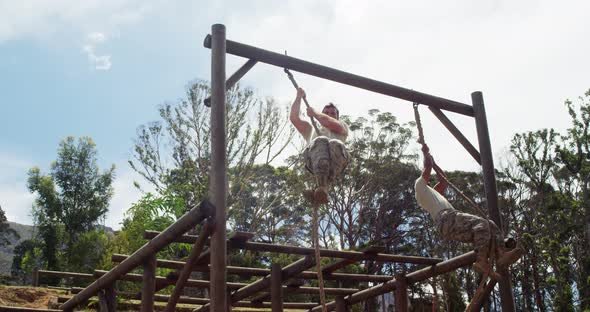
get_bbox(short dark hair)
[323,102,339,119]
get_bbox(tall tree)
[129,81,295,217]
[555,89,590,310]
[27,136,115,270]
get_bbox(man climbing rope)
[415,144,518,277]
[290,87,349,204]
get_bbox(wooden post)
[105,284,116,312]
[32,268,39,287]
[210,23,228,312]
[271,263,283,312]
[141,254,157,312]
[472,91,516,312]
[165,220,212,312]
[394,274,408,312]
[335,296,348,312]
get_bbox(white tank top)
[306,122,349,144]
[414,176,455,221]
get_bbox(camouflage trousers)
[303,136,349,188]
[435,208,501,254]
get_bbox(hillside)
[0,222,35,275]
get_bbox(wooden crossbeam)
[144,230,441,265]
[322,246,385,274]
[92,269,358,295]
[112,254,394,282]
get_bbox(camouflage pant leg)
[435,209,493,253]
[327,139,349,179]
[303,137,349,188]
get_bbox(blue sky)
[1,0,590,228]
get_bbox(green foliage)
[26,136,114,272]
[0,205,19,247]
[10,239,41,284]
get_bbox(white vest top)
[414,176,454,221]
[305,122,349,145]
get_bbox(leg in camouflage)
[435,209,498,277]
[303,137,349,204]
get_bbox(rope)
[283,52,320,135]
[312,202,327,312]
[413,103,488,218]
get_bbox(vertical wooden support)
[210,23,228,312]
[165,220,212,312]
[472,91,516,312]
[335,296,348,312]
[32,268,39,287]
[394,274,408,312]
[105,284,116,312]
[141,254,157,312]
[271,263,283,312]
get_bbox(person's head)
[322,103,340,119]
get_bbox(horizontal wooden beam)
[66,290,318,309]
[112,254,394,282]
[38,270,94,279]
[0,306,62,312]
[144,231,442,265]
[310,251,478,312]
[92,269,358,295]
[203,35,474,117]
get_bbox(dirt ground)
[0,285,64,308]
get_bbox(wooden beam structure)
[60,200,213,311]
[143,230,442,265]
[41,25,518,312]
[202,35,474,117]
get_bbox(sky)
[1,0,589,229]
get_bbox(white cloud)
[83,32,112,70]
[0,0,153,43]
[0,152,35,225]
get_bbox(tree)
[555,89,590,310]
[0,205,19,247]
[27,136,115,271]
[129,81,294,215]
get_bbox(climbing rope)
[283,52,321,135]
[413,103,488,218]
[312,201,327,312]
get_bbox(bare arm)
[290,88,312,138]
[306,107,348,136]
